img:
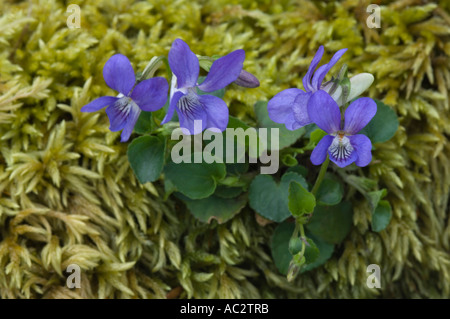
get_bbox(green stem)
[298,222,306,256]
[311,156,330,196]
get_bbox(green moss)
[0,0,449,298]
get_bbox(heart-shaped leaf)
[288,181,316,217]
[286,165,308,178]
[127,136,165,183]
[214,185,243,199]
[306,201,353,244]
[303,238,319,264]
[249,172,308,222]
[316,177,343,206]
[366,189,387,210]
[271,221,295,275]
[301,231,334,273]
[178,194,247,224]
[134,111,153,134]
[359,100,399,144]
[272,221,334,276]
[164,157,226,199]
[371,200,392,232]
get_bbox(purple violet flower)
[308,90,377,168]
[161,39,245,134]
[81,54,169,142]
[267,46,347,130]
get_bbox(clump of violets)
[267,46,375,131]
[81,54,169,142]
[267,46,347,130]
[161,39,245,134]
[308,90,376,168]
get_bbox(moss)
[0,0,449,298]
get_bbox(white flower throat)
[329,131,353,161]
[177,89,201,119]
[115,96,138,118]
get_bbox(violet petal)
[130,77,169,112]
[343,97,377,135]
[200,94,229,132]
[349,134,372,167]
[267,88,304,131]
[311,48,347,91]
[161,91,184,124]
[310,135,333,165]
[168,39,199,89]
[198,49,245,92]
[81,96,118,112]
[307,90,341,134]
[302,46,324,92]
[103,54,135,95]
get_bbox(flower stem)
[311,156,330,196]
[298,222,306,255]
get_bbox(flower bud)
[234,70,260,88]
[322,73,374,106]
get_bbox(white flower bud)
[322,73,374,106]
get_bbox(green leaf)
[152,99,170,123]
[303,238,319,264]
[306,201,353,244]
[179,194,247,224]
[225,116,261,159]
[271,221,295,275]
[215,185,243,199]
[359,100,399,144]
[134,111,153,134]
[286,165,308,178]
[301,232,334,272]
[202,117,257,166]
[371,200,392,232]
[228,116,251,130]
[366,189,387,210]
[249,172,308,222]
[198,57,213,72]
[226,162,249,175]
[309,128,327,145]
[281,153,298,167]
[254,101,305,149]
[127,136,165,183]
[316,177,343,206]
[163,178,176,200]
[164,157,226,199]
[288,236,303,255]
[288,181,316,217]
[272,221,334,276]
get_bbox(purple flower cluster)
[82,39,248,141]
[267,46,376,168]
[81,40,375,168]
[267,46,346,130]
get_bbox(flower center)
[115,96,137,119]
[328,132,353,162]
[177,90,201,119]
